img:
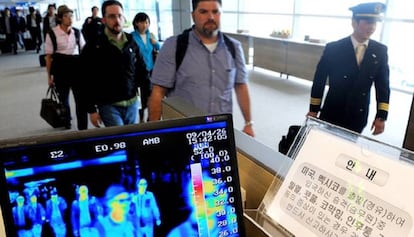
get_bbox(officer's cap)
[349,2,386,21]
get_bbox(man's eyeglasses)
[115,197,131,204]
[112,193,131,203]
[106,14,125,20]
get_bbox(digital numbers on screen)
[49,150,65,159]
[214,187,234,196]
[94,141,126,153]
[188,126,241,236]
[186,128,228,145]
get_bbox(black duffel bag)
[40,86,68,128]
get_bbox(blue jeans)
[98,101,139,127]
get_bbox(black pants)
[28,27,42,51]
[139,73,152,122]
[52,54,88,130]
[4,33,17,53]
[54,81,88,130]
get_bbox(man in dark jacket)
[70,185,102,237]
[0,8,18,54]
[81,0,148,127]
[307,2,390,135]
[26,6,42,53]
[42,4,57,40]
[81,6,103,44]
[15,9,26,50]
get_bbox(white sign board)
[266,128,414,237]
[0,207,5,237]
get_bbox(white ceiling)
[0,0,50,4]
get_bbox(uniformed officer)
[307,2,390,135]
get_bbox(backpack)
[175,28,236,71]
[48,27,81,53]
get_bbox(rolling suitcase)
[24,38,36,51]
[39,54,46,67]
[0,42,12,53]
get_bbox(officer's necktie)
[355,44,366,66]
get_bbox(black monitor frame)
[0,114,246,237]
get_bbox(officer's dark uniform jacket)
[81,32,148,113]
[309,36,390,133]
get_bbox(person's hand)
[156,219,161,226]
[90,112,103,128]
[150,33,157,45]
[371,118,385,135]
[243,124,254,137]
[151,37,157,45]
[306,111,318,118]
[48,76,54,87]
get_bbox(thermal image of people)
[12,195,31,237]
[45,189,67,237]
[27,193,46,237]
[167,179,198,237]
[95,183,135,237]
[71,185,102,237]
[130,178,161,237]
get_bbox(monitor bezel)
[0,114,246,237]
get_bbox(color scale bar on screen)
[191,163,210,237]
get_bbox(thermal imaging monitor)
[0,114,245,237]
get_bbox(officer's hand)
[371,118,385,135]
[306,111,318,118]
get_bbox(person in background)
[12,195,31,237]
[45,5,87,130]
[26,193,46,237]
[307,2,390,135]
[0,9,3,30]
[81,0,149,128]
[15,9,26,50]
[81,6,103,44]
[45,189,67,237]
[166,178,199,237]
[148,0,254,137]
[26,6,42,53]
[43,4,57,40]
[130,178,161,237]
[0,8,18,54]
[71,185,102,237]
[131,12,160,123]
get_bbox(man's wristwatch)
[245,121,254,126]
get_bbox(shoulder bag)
[40,86,68,128]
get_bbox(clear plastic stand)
[250,117,414,237]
